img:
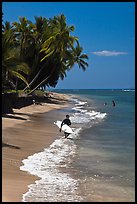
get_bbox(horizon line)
[48,88,135,90]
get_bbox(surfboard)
[54,120,73,134]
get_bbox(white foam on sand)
[20,128,83,202]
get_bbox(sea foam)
[20,127,83,202]
[71,98,107,125]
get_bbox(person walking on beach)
[60,115,71,138]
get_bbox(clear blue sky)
[2,2,135,89]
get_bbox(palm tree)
[2,21,30,92]
[22,16,49,91]
[26,14,79,94]
[12,17,34,59]
[40,14,77,62]
[11,17,36,90]
[67,41,88,71]
[12,14,88,94]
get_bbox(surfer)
[60,115,71,138]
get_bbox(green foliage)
[2,13,89,94]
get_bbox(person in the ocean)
[112,100,116,107]
[60,115,71,138]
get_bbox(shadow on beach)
[45,96,69,105]
[11,112,32,117]
[2,142,20,149]
[2,114,28,121]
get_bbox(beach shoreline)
[2,92,71,202]
[2,90,135,202]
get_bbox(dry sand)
[2,92,71,202]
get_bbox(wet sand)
[2,92,71,202]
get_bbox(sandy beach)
[2,92,71,202]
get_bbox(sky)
[2,2,135,89]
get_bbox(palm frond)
[9,70,29,87]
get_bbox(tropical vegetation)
[2,13,88,95]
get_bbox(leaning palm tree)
[26,14,79,94]
[23,14,88,95]
[23,16,49,91]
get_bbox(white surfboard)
[54,120,73,134]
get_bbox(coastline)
[2,92,71,202]
[2,90,134,202]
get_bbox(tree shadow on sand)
[12,112,32,117]
[2,142,20,149]
[2,114,27,120]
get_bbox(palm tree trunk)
[6,71,8,81]
[23,49,56,92]
[23,62,46,91]
[27,73,52,95]
[27,61,56,95]
[15,78,18,92]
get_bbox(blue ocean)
[20,89,135,202]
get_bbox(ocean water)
[20,89,135,202]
